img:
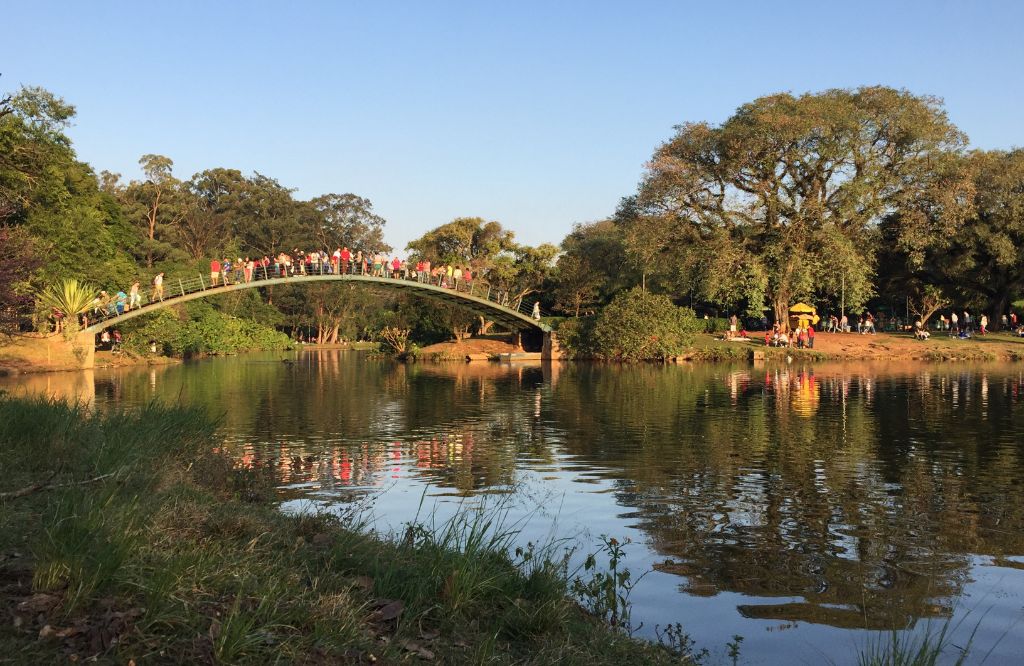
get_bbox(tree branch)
[0,472,115,500]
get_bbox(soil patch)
[418,337,519,357]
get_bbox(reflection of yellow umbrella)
[791,371,820,418]
[788,302,820,329]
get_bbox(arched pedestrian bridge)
[84,267,552,352]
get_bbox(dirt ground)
[417,337,519,356]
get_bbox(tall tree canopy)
[308,193,389,252]
[626,86,969,324]
[405,217,515,269]
[946,150,1024,322]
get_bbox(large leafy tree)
[179,168,249,260]
[0,86,76,224]
[113,154,189,267]
[553,220,630,316]
[486,243,558,307]
[945,150,1024,323]
[405,217,515,269]
[0,86,135,289]
[234,173,303,257]
[307,193,389,252]
[0,226,40,334]
[626,86,968,325]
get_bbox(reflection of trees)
[549,364,1024,629]
[177,353,556,497]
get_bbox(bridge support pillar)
[74,330,95,370]
[541,331,560,361]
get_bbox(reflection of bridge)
[75,267,558,367]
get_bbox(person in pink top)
[391,257,401,278]
[341,247,351,274]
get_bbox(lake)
[6,351,1024,664]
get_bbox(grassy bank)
[0,396,687,664]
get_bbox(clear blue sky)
[5,1,1023,251]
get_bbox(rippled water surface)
[7,352,1024,664]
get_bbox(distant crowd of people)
[715,307,1024,349]
[206,247,475,289]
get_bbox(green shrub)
[590,289,701,361]
[118,303,290,357]
[704,317,730,334]
[555,316,597,358]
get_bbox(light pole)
[840,273,845,319]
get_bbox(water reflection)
[5,354,1024,663]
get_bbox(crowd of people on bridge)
[206,247,474,290]
[78,246,481,328]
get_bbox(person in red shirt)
[210,258,221,286]
[341,247,351,274]
[807,324,815,349]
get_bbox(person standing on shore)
[950,311,959,336]
[980,314,988,335]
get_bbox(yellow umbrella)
[788,303,820,329]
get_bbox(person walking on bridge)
[211,258,221,285]
[151,272,165,302]
[128,281,141,310]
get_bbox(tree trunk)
[773,297,789,332]
[988,290,1010,332]
[478,315,494,335]
[146,190,160,268]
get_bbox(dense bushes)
[119,302,290,357]
[703,317,730,334]
[559,289,701,361]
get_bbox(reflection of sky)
[13,354,1024,665]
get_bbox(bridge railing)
[85,259,551,329]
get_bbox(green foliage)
[406,216,515,267]
[590,288,701,361]
[308,193,389,252]
[626,86,968,323]
[703,317,730,334]
[119,303,290,357]
[0,226,40,333]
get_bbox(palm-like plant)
[37,278,97,330]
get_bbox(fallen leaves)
[370,599,404,623]
[400,638,435,660]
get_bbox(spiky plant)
[37,278,97,335]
